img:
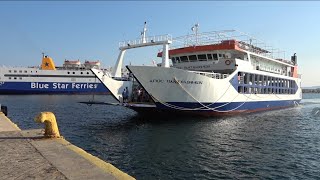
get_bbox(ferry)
[0,55,109,94]
[92,23,302,116]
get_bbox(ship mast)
[141,22,147,43]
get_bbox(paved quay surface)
[0,112,134,180]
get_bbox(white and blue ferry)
[0,55,109,94]
[93,23,302,116]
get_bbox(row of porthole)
[8,70,38,73]
[8,77,22,80]
[67,71,91,75]
[8,70,91,75]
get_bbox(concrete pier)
[0,112,134,180]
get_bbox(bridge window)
[175,57,180,63]
[188,55,197,61]
[171,57,176,63]
[207,54,213,60]
[213,54,218,60]
[197,54,207,61]
[180,56,188,62]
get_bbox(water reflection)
[0,94,320,179]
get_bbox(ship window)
[175,57,180,63]
[244,87,248,93]
[180,56,188,62]
[14,77,17,80]
[188,55,197,61]
[212,54,218,60]
[14,70,17,73]
[87,72,89,74]
[19,77,22,80]
[238,72,243,84]
[207,54,213,60]
[9,77,11,79]
[24,70,27,73]
[243,73,248,84]
[255,75,259,85]
[263,76,267,86]
[238,86,243,93]
[250,87,254,94]
[73,72,75,74]
[171,57,176,64]
[259,75,263,86]
[68,72,70,74]
[19,70,22,73]
[219,54,226,58]
[250,74,254,85]
[81,72,83,74]
[9,70,11,73]
[197,54,207,61]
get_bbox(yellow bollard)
[34,112,61,138]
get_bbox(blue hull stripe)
[0,82,109,94]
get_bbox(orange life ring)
[225,60,231,65]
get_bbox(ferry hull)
[126,99,300,117]
[126,65,302,116]
[0,82,109,94]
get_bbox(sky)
[0,1,319,87]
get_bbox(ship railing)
[190,71,229,79]
[119,34,172,49]
[171,29,288,62]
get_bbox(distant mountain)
[302,86,320,93]
[302,86,320,89]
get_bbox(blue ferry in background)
[0,55,109,94]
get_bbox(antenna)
[191,23,200,44]
[141,21,147,43]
